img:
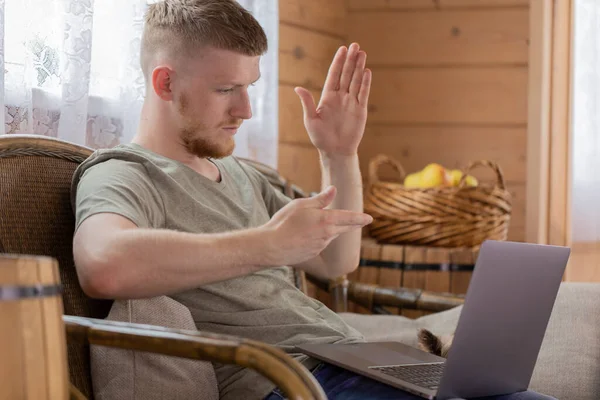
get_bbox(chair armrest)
[346,282,464,313]
[63,315,326,400]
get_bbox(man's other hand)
[262,186,372,268]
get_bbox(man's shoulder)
[70,145,158,207]
[74,145,152,182]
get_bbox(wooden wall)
[278,0,530,243]
[348,0,530,242]
[278,0,347,194]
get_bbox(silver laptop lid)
[437,240,570,400]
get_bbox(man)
[71,1,555,399]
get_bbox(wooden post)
[0,255,69,400]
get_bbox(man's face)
[170,46,261,159]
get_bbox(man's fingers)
[358,68,372,105]
[349,51,367,98]
[323,46,347,92]
[324,209,373,226]
[339,43,360,92]
[294,87,317,120]
[296,186,337,209]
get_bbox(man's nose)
[231,89,252,120]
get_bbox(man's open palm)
[295,43,371,156]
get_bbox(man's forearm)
[318,152,364,274]
[78,226,273,299]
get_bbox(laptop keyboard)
[370,362,445,390]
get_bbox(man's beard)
[181,127,235,159]
[177,93,237,159]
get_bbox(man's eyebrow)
[229,74,261,87]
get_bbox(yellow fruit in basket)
[449,169,463,186]
[403,172,421,188]
[465,175,478,187]
[449,169,479,187]
[420,163,451,188]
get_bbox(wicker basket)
[364,154,512,248]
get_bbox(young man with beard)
[71,1,556,399]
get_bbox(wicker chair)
[0,134,463,399]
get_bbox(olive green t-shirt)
[71,143,364,400]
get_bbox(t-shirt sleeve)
[73,160,164,231]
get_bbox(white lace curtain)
[0,0,279,167]
[572,0,600,241]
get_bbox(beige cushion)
[90,296,219,400]
[341,282,600,400]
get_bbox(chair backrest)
[0,134,310,398]
[0,134,111,398]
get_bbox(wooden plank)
[367,67,528,124]
[279,24,343,90]
[348,0,435,10]
[346,238,376,312]
[355,241,382,314]
[278,143,321,194]
[510,183,527,240]
[402,246,427,318]
[348,0,529,10]
[348,9,528,65]
[0,259,24,400]
[358,125,527,184]
[278,84,320,146]
[38,258,69,400]
[424,247,451,294]
[19,259,48,400]
[378,244,404,314]
[548,0,572,250]
[450,247,476,294]
[346,269,360,313]
[507,224,525,242]
[526,0,553,244]
[279,0,346,37]
[567,242,600,282]
[439,0,529,7]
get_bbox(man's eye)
[218,88,234,93]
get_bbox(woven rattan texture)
[364,155,512,248]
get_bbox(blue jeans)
[263,362,556,400]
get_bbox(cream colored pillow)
[90,296,219,400]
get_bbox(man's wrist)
[318,151,359,166]
[244,226,279,267]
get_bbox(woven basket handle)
[459,160,506,190]
[368,154,406,184]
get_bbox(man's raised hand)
[294,43,372,157]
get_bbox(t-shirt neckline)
[125,143,228,190]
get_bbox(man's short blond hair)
[140,0,268,81]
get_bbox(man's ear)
[151,66,175,101]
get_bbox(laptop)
[296,240,570,399]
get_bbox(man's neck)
[134,107,221,182]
